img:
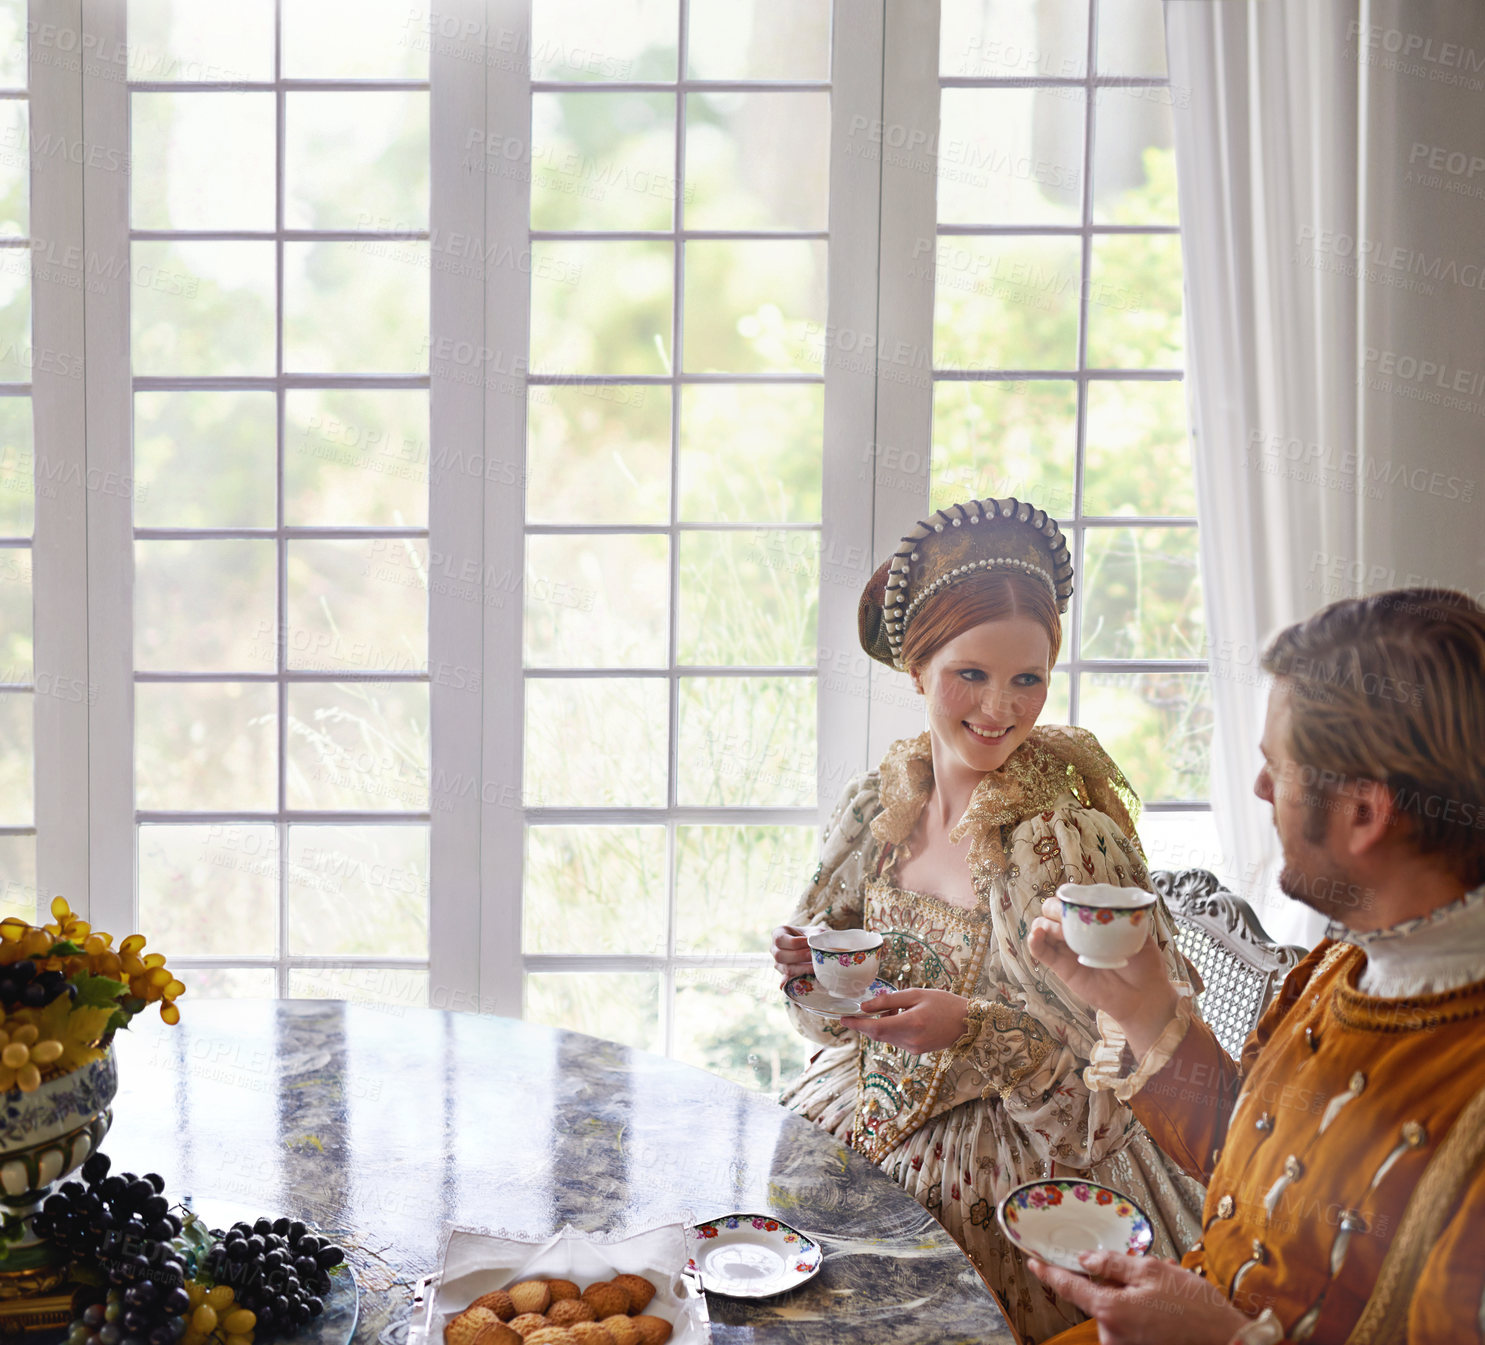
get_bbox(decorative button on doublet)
[1350,1071,1367,1094]
[1251,1239,1267,1264]
[1217,1195,1235,1219]
[1285,1155,1304,1180]
[1403,1121,1427,1148]
[1304,1026,1320,1051]
[1256,1112,1273,1132]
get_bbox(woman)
[773,497,1204,1344]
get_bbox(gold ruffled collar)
[869,726,1143,877]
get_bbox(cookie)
[599,1317,639,1345]
[629,1317,672,1345]
[610,1276,655,1313]
[507,1315,549,1339]
[446,1307,501,1345]
[579,1282,629,1319]
[508,1282,552,1316]
[545,1279,581,1302]
[483,1328,523,1345]
[547,1300,596,1327]
[470,1292,516,1321]
[567,1327,615,1345]
[524,1331,577,1345]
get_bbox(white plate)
[685,1213,823,1298]
[997,1180,1154,1274]
[782,974,894,1019]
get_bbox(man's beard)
[1275,792,1366,923]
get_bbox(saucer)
[997,1179,1154,1274]
[685,1213,823,1298]
[783,974,894,1019]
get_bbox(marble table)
[105,1001,1016,1345]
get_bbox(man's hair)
[1260,588,1485,886]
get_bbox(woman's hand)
[772,925,815,986]
[1027,897,1181,1057]
[1027,1250,1252,1345]
[841,989,969,1053]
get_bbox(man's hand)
[1028,1250,1252,1345]
[772,925,815,985]
[1027,898,1181,1057]
[840,989,968,1053]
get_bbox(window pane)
[1085,233,1183,369]
[286,92,430,231]
[288,825,429,957]
[0,263,28,382]
[530,241,673,377]
[1093,89,1176,225]
[525,972,661,1052]
[673,966,811,1092]
[674,825,817,954]
[937,89,1082,227]
[1096,0,1167,76]
[283,242,429,374]
[281,0,427,78]
[685,92,829,232]
[0,398,33,537]
[0,545,29,680]
[940,0,1088,78]
[138,824,278,957]
[524,826,666,956]
[531,92,675,232]
[1077,671,1212,801]
[678,384,823,524]
[0,691,29,825]
[523,678,667,807]
[290,967,428,1008]
[1080,526,1203,660]
[930,380,1076,515]
[933,236,1080,371]
[284,389,429,528]
[525,386,670,527]
[0,100,26,236]
[135,682,277,812]
[1137,810,1226,883]
[134,540,276,674]
[131,92,275,231]
[131,242,275,377]
[0,834,35,921]
[683,240,827,374]
[530,0,678,82]
[524,534,669,669]
[677,531,818,668]
[287,539,429,674]
[677,676,816,806]
[1083,380,1193,516]
[286,681,430,812]
[1044,668,1070,723]
[687,0,830,80]
[134,390,276,529]
[189,968,277,999]
[0,2,25,86]
[127,0,275,83]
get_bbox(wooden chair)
[1150,868,1309,1060]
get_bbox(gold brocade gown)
[779,728,1206,1344]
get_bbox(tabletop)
[104,1000,1016,1345]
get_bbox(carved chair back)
[1151,868,1309,1061]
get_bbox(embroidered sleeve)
[782,771,882,1047]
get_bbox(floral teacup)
[806,928,883,999]
[1055,883,1157,969]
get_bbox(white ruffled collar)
[1329,884,1485,998]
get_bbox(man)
[1026,588,1485,1345]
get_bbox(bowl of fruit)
[41,1152,355,1345]
[0,899,184,1292]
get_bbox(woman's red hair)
[899,570,1062,675]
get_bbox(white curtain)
[1164,0,1485,946]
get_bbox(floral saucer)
[996,1180,1154,1274]
[685,1213,823,1298]
[782,974,894,1019]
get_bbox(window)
[8,0,1204,1088]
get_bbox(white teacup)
[807,928,883,999]
[1055,883,1157,969]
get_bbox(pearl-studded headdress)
[858,497,1073,670]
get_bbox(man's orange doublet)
[1127,938,1485,1342]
